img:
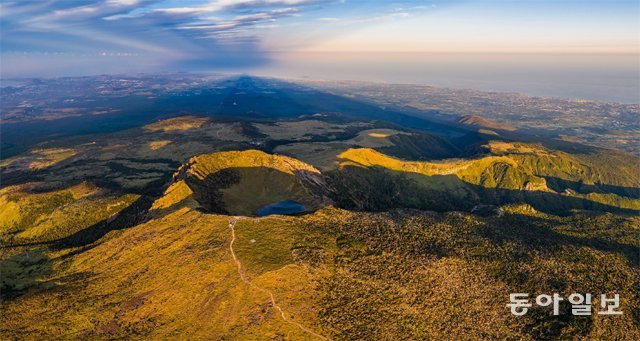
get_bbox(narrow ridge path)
[228,218,328,340]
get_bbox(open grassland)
[274,142,350,171]
[1,200,637,339]
[2,112,640,339]
[0,148,78,173]
[1,182,100,238]
[345,129,407,148]
[272,128,439,171]
[254,120,367,141]
[143,116,209,132]
[1,206,333,340]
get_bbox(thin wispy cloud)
[10,0,601,76]
[1,0,349,76]
[178,7,300,32]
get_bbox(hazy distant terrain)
[3,74,638,156]
[1,75,639,339]
[297,79,640,155]
[254,52,640,104]
[2,0,638,338]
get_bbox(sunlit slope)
[0,182,139,245]
[484,141,639,190]
[1,208,333,339]
[0,182,143,299]
[1,148,639,339]
[2,204,638,339]
[163,146,640,216]
[332,146,640,213]
[182,150,327,216]
[0,148,78,174]
[457,114,517,132]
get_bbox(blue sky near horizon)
[1,0,638,77]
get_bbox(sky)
[1,0,639,99]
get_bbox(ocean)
[253,52,640,104]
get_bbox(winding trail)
[228,218,328,340]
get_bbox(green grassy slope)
[331,147,640,214]
[0,182,139,244]
[2,139,639,340]
[183,150,327,216]
[1,204,637,339]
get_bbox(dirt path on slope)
[228,218,328,340]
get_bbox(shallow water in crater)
[257,200,306,217]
